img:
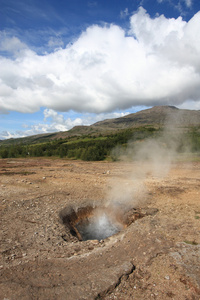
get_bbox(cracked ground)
[0,158,200,299]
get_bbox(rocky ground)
[0,157,200,299]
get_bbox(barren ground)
[0,158,200,300]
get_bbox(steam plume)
[106,109,194,207]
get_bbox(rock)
[90,240,99,245]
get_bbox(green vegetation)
[0,126,200,161]
[0,127,157,160]
[184,240,198,246]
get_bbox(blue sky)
[0,0,200,139]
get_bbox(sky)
[0,0,200,140]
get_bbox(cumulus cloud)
[0,7,200,115]
[0,109,129,139]
[0,32,28,56]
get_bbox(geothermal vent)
[60,204,145,241]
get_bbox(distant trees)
[0,126,199,161]
[189,128,200,152]
[0,148,9,158]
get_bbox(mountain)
[92,106,200,129]
[1,106,200,145]
[61,105,200,137]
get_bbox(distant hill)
[1,106,200,146]
[50,105,200,140]
[92,105,200,129]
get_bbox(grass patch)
[184,240,198,245]
[0,171,36,176]
[175,153,200,162]
[63,136,107,145]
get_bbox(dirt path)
[0,158,200,299]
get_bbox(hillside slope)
[1,106,200,145]
[92,106,200,129]
[58,106,200,138]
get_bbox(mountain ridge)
[1,106,200,145]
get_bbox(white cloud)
[173,0,193,15]
[47,37,64,49]
[184,0,192,8]
[0,7,200,115]
[0,33,28,55]
[120,8,129,19]
[42,109,130,132]
[0,109,130,139]
[177,100,200,110]
[157,0,193,14]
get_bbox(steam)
[106,138,173,207]
[106,109,194,208]
[76,210,123,241]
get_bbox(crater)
[59,203,146,241]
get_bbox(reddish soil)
[0,158,200,299]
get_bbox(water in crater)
[76,212,123,241]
